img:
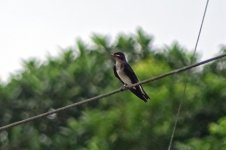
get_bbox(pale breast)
[116,63,133,85]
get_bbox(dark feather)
[123,63,139,83]
[123,63,150,102]
[113,65,123,83]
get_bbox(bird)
[111,52,150,102]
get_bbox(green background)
[0,29,226,150]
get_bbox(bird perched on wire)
[111,52,150,102]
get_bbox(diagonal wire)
[0,52,225,132]
[167,0,210,149]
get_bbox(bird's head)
[111,52,126,62]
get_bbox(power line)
[168,0,210,149]
[0,53,225,131]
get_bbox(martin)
[112,52,150,102]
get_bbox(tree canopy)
[0,29,226,150]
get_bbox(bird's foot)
[120,84,134,91]
[120,84,127,91]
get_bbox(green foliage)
[0,29,225,150]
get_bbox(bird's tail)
[130,85,150,102]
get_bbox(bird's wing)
[124,63,150,101]
[123,63,139,84]
[114,63,142,96]
[113,65,124,83]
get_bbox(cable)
[167,0,210,149]
[0,53,225,131]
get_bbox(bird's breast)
[116,66,132,85]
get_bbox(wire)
[0,53,225,131]
[167,0,210,149]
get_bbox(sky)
[0,0,225,82]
